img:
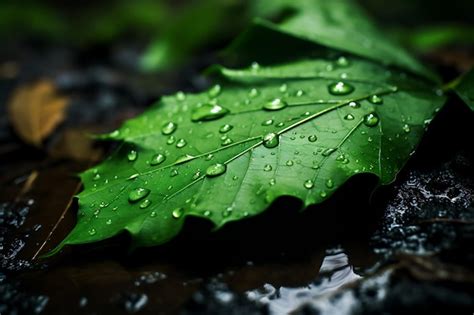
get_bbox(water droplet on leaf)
[206,163,226,177]
[328,81,354,95]
[326,179,334,188]
[191,103,229,121]
[128,188,150,203]
[170,169,179,177]
[219,124,233,133]
[304,179,314,189]
[172,208,184,219]
[176,139,187,148]
[140,199,151,209]
[161,122,177,135]
[167,136,176,145]
[263,98,288,111]
[249,88,259,98]
[363,112,379,127]
[150,154,166,166]
[176,91,186,101]
[335,56,350,67]
[368,95,383,104]
[322,148,336,156]
[208,84,221,98]
[262,119,274,126]
[348,101,360,108]
[262,133,279,148]
[344,114,354,120]
[128,150,138,161]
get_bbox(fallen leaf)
[49,128,103,162]
[7,80,69,147]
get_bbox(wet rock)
[118,292,149,313]
[0,272,49,315]
[372,155,473,256]
[182,281,264,315]
[0,201,33,271]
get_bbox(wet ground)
[0,42,473,315]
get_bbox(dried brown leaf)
[49,128,102,162]
[7,80,69,147]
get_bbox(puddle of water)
[246,247,362,314]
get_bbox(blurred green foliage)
[0,0,472,72]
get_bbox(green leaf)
[49,53,445,254]
[454,68,474,111]
[230,0,437,80]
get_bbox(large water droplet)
[363,112,379,127]
[286,160,294,166]
[308,135,318,142]
[128,150,138,162]
[191,103,229,121]
[161,122,177,135]
[219,124,233,133]
[368,95,383,104]
[262,133,279,148]
[128,188,150,203]
[150,154,166,166]
[206,163,226,177]
[208,84,221,98]
[263,98,288,111]
[328,82,354,95]
[263,164,272,172]
[344,114,355,120]
[172,208,184,219]
[304,179,314,189]
[279,83,288,93]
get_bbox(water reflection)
[246,247,361,314]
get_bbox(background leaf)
[50,52,445,253]
[454,68,474,111]
[229,0,437,80]
[7,80,69,147]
